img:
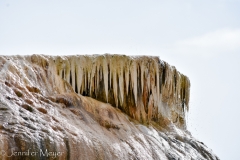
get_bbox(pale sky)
[1,0,240,159]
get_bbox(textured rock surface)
[0,54,218,160]
[54,55,190,129]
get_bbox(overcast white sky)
[1,0,240,159]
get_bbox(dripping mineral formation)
[0,54,218,160]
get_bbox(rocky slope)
[0,54,219,160]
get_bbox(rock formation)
[0,54,218,160]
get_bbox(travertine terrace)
[54,55,190,128]
[0,54,218,160]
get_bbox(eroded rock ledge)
[53,54,190,129]
[0,54,218,160]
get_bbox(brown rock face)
[0,54,218,160]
